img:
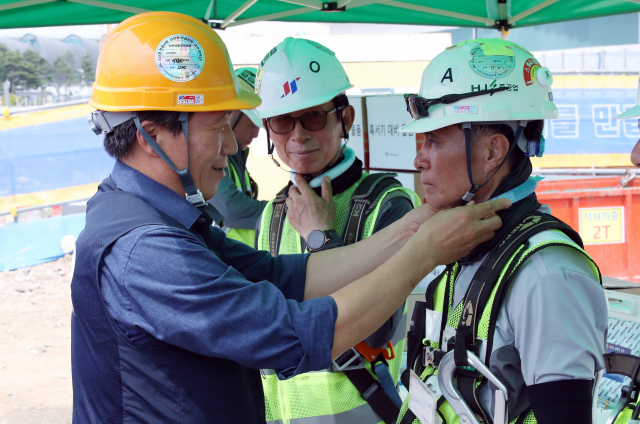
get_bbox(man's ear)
[486,133,511,169]
[342,105,355,133]
[135,121,161,158]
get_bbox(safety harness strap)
[268,186,289,257]
[451,212,592,423]
[342,173,402,246]
[604,353,640,384]
[342,368,400,424]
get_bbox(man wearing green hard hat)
[209,67,267,246]
[397,38,607,424]
[255,37,421,424]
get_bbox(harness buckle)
[331,347,366,372]
[437,350,509,424]
[185,190,207,208]
[424,346,436,368]
[355,341,395,362]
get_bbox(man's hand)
[286,174,336,240]
[403,198,511,273]
[400,202,441,236]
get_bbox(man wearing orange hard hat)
[73,12,510,423]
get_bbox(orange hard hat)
[90,11,261,112]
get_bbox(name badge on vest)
[409,369,440,424]
[425,310,443,343]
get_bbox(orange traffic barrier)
[537,176,640,283]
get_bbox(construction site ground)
[0,255,73,424]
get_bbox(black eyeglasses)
[267,108,340,134]
[404,87,509,120]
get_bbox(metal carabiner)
[437,350,509,424]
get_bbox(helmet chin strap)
[461,122,525,204]
[133,112,207,208]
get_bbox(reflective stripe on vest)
[258,175,419,424]
[268,402,381,424]
[396,230,601,424]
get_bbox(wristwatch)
[306,229,340,252]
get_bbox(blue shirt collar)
[110,160,202,229]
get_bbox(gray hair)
[467,120,544,167]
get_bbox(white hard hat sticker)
[453,106,478,114]
[439,65,459,85]
[155,34,205,82]
[255,68,264,95]
[468,44,514,80]
[523,58,541,86]
[177,95,204,105]
[281,77,301,98]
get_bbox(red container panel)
[537,177,640,283]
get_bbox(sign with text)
[579,206,625,245]
[366,94,417,171]
[544,89,638,155]
[347,95,367,166]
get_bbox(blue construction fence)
[0,213,85,271]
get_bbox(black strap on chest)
[266,173,403,254]
[341,173,402,246]
[267,186,290,257]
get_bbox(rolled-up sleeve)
[101,225,336,379]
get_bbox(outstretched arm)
[306,198,511,358]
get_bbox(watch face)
[307,230,326,250]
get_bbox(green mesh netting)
[263,374,284,421]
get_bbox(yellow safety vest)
[257,172,420,424]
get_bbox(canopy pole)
[66,0,153,14]
[338,0,378,8]
[220,0,259,28]
[0,0,56,13]
[380,0,494,25]
[495,0,510,39]
[226,6,316,27]
[203,0,214,21]
[280,0,322,8]
[508,0,561,26]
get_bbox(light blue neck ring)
[491,175,544,204]
[290,146,356,189]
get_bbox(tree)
[80,54,95,86]
[0,43,44,93]
[51,51,80,100]
[22,49,51,88]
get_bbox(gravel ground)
[0,255,73,424]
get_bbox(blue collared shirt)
[99,161,337,378]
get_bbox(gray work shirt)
[209,148,268,230]
[450,205,608,419]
